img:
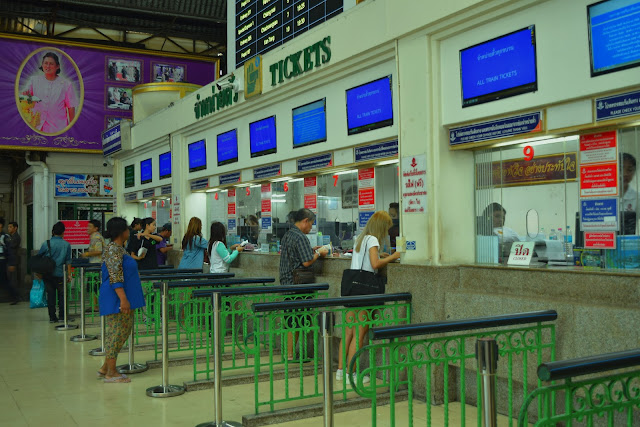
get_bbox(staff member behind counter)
[620,153,638,235]
[483,202,521,244]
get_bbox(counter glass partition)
[475,125,640,271]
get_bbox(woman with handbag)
[336,211,400,383]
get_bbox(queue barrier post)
[71,265,97,342]
[117,330,148,374]
[322,311,334,427]
[146,281,185,398]
[89,315,106,356]
[196,291,242,427]
[476,337,499,427]
[55,263,78,331]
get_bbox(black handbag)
[341,236,386,297]
[292,267,315,284]
[30,240,56,276]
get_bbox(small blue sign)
[124,192,137,202]
[102,124,121,156]
[595,90,640,122]
[406,241,416,251]
[190,178,209,191]
[228,218,236,231]
[261,217,272,230]
[253,163,281,180]
[219,172,241,185]
[161,185,172,195]
[581,198,619,231]
[354,140,398,163]
[297,152,333,172]
[449,112,542,146]
[358,211,374,228]
[142,188,155,198]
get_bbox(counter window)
[475,126,640,270]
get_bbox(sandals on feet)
[103,374,130,383]
[97,370,107,379]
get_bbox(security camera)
[103,161,108,167]
[216,80,241,93]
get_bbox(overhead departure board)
[236,0,343,68]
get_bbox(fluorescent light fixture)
[271,176,291,182]
[250,184,262,188]
[272,194,286,198]
[333,169,358,176]
[206,188,218,193]
[271,199,287,203]
[288,178,304,183]
[377,159,399,166]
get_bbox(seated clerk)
[620,153,638,235]
[388,202,400,250]
[483,203,521,244]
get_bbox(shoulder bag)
[29,240,56,277]
[340,236,386,297]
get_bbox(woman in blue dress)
[97,217,145,383]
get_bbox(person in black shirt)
[127,217,162,271]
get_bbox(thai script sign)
[477,153,577,188]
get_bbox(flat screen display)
[460,26,538,107]
[588,0,640,76]
[188,139,207,172]
[159,151,171,179]
[249,116,277,158]
[140,158,152,184]
[293,98,327,148]
[217,129,238,166]
[346,76,393,135]
[124,165,134,188]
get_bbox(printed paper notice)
[402,155,427,214]
[580,163,618,197]
[580,131,617,165]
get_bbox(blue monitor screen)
[346,76,393,135]
[159,151,171,179]
[217,129,238,166]
[250,116,277,158]
[460,26,537,107]
[140,158,152,184]
[589,0,640,76]
[188,139,207,172]
[293,99,327,148]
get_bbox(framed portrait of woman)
[15,47,84,136]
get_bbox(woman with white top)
[208,221,243,273]
[336,211,400,383]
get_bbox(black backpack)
[30,240,56,276]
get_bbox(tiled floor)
[1,303,519,426]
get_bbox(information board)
[235,0,343,68]
[61,220,90,246]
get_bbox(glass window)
[474,126,640,271]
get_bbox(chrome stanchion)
[117,330,148,374]
[71,266,97,342]
[476,337,498,427]
[89,315,106,356]
[56,264,77,331]
[322,311,334,427]
[196,292,241,427]
[147,281,185,397]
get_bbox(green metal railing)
[518,349,640,426]
[250,294,412,414]
[351,310,557,427]
[190,286,330,381]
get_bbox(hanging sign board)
[253,163,281,180]
[298,153,333,173]
[595,89,640,122]
[402,155,426,214]
[449,111,542,146]
[354,140,398,163]
[220,172,241,185]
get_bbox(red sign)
[304,177,317,187]
[304,193,317,210]
[261,199,271,214]
[228,188,236,198]
[61,220,90,246]
[580,131,617,164]
[580,163,618,197]
[261,184,271,193]
[358,187,375,207]
[358,168,375,181]
[227,203,236,216]
[584,232,616,249]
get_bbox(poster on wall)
[0,34,216,153]
[55,174,113,198]
[358,168,376,212]
[580,131,617,165]
[60,220,90,246]
[227,188,237,234]
[402,155,427,214]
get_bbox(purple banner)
[1,34,217,152]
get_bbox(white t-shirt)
[493,227,521,244]
[350,235,380,273]
[621,188,639,213]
